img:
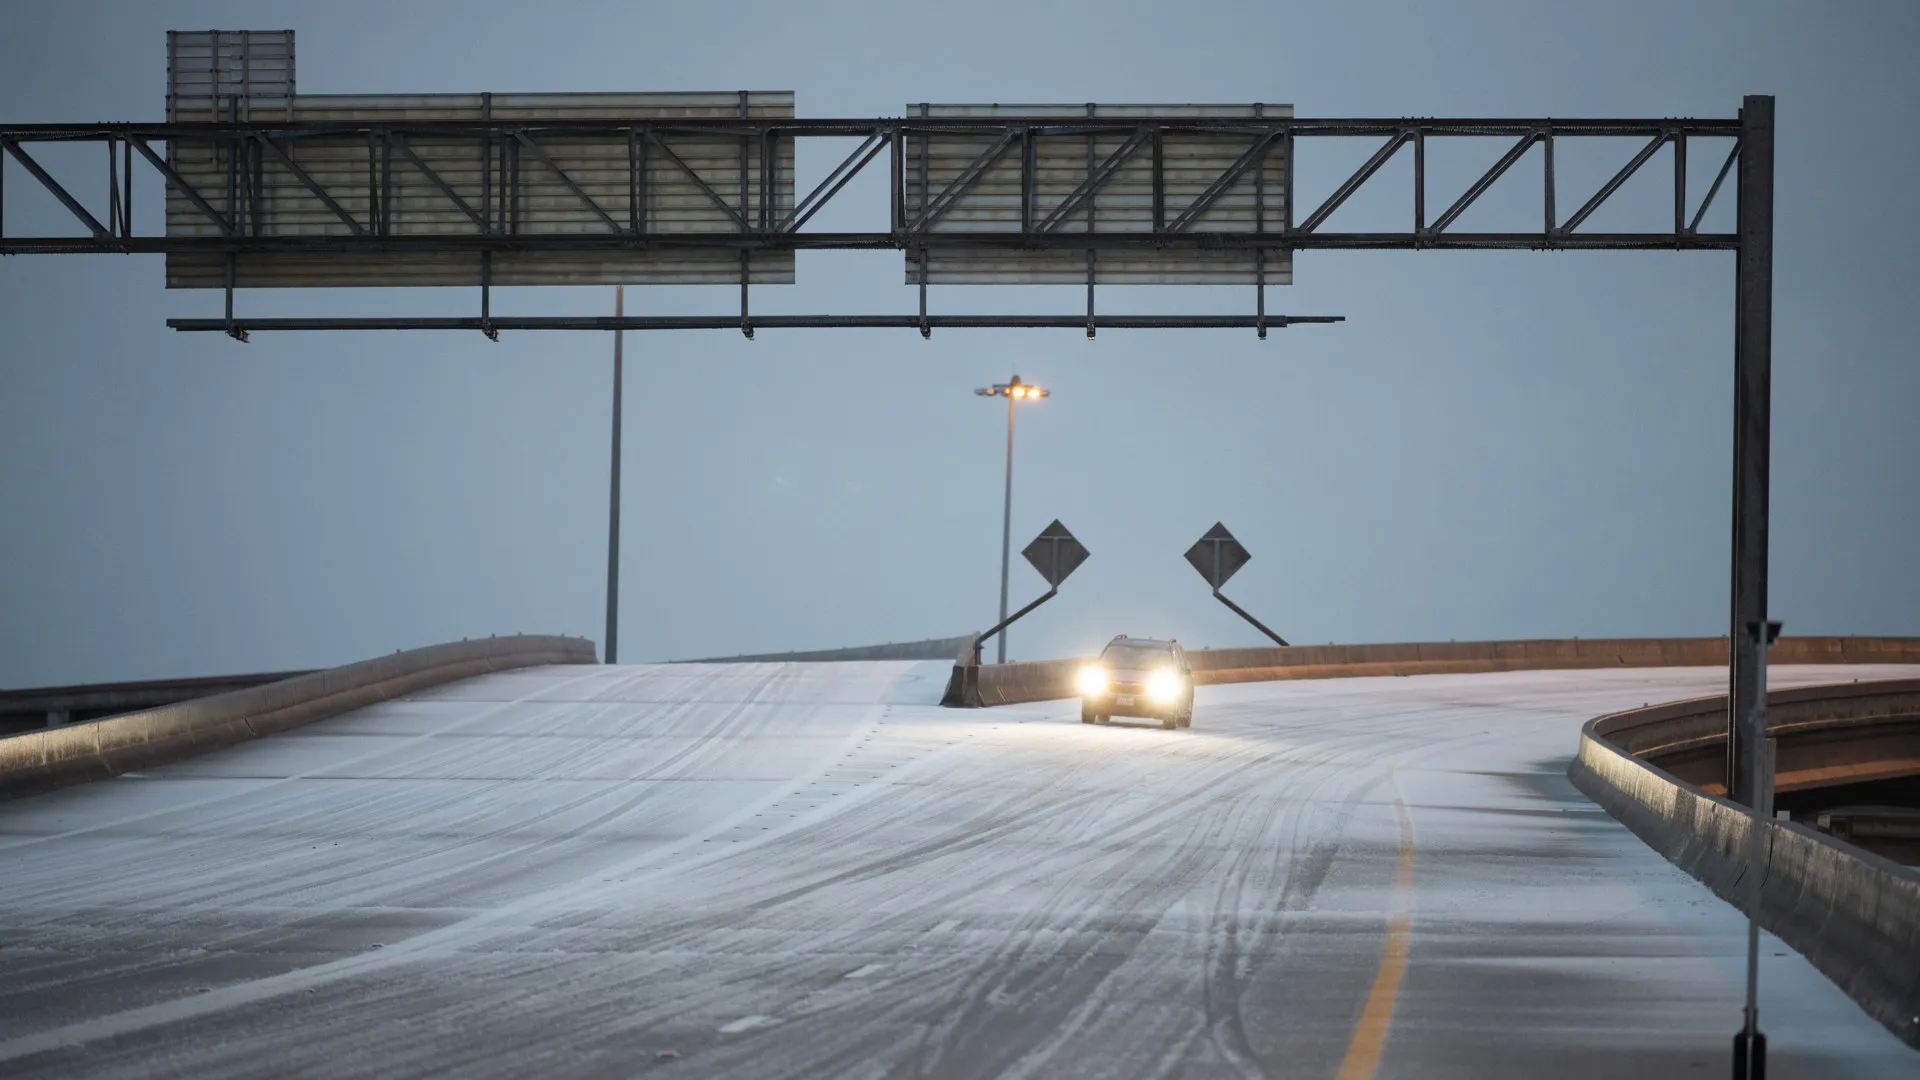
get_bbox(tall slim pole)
[1727,95,1774,806]
[997,389,1015,664]
[1734,621,1774,1078]
[605,285,624,664]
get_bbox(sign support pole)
[1734,618,1780,1079]
[1727,95,1774,806]
[1184,523,1290,647]
[605,285,624,664]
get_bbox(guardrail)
[1570,682,1920,1050]
[0,635,598,800]
[942,636,1920,708]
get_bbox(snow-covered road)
[3,661,1917,1078]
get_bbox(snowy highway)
[4,660,1919,1079]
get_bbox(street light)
[974,375,1050,663]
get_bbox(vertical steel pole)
[605,286,624,664]
[1735,619,1777,1078]
[1727,96,1774,806]
[998,388,1015,664]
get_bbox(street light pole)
[974,375,1049,664]
[999,388,1015,664]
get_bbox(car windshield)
[1102,644,1174,670]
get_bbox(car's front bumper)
[1082,691,1181,719]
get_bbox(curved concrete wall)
[0,670,319,735]
[955,636,1920,708]
[1191,635,1920,685]
[0,635,598,800]
[1591,679,1920,794]
[970,658,1084,707]
[680,635,976,663]
[1570,687,1920,1050]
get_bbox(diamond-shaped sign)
[1185,522,1252,589]
[1021,519,1089,587]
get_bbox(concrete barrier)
[942,632,1084,708]
[0,669,318,735]
[947,636,1920,709]
[1570,687,1920,1050]
[0,635,598,800]
[1189,635,1920,685]
[1585,679,1920,794]
[973,658,1082,707]
[680,635,975,663]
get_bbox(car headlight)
[1148,669,1183,703]
[1076,666,1110,696]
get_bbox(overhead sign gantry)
[6,31,1742,343]
[0,30,1778,820]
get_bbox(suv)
[1076,636,1195,729]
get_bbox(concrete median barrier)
[682,635,975,663]
[945,636,1920,708]
[941,634,1080,707]
[0,635,598,800]
[1189,635,1920,685]
[972,658,1082,707]
[1570,685,1920,1050]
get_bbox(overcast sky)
[2,0,1916,686]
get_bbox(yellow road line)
[1335,795,1416,1080]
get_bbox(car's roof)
[1105,637,1176,650]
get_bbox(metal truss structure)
[3,112,1738,338]
[0,100,1777,813]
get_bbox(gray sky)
[2,0,1916,686]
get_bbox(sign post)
[976,519,1087,652]
[1184,522,1289,647]
[942,520,1088,706]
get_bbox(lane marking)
[717,1015,778,1034]
[1335,795,1415,1080]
